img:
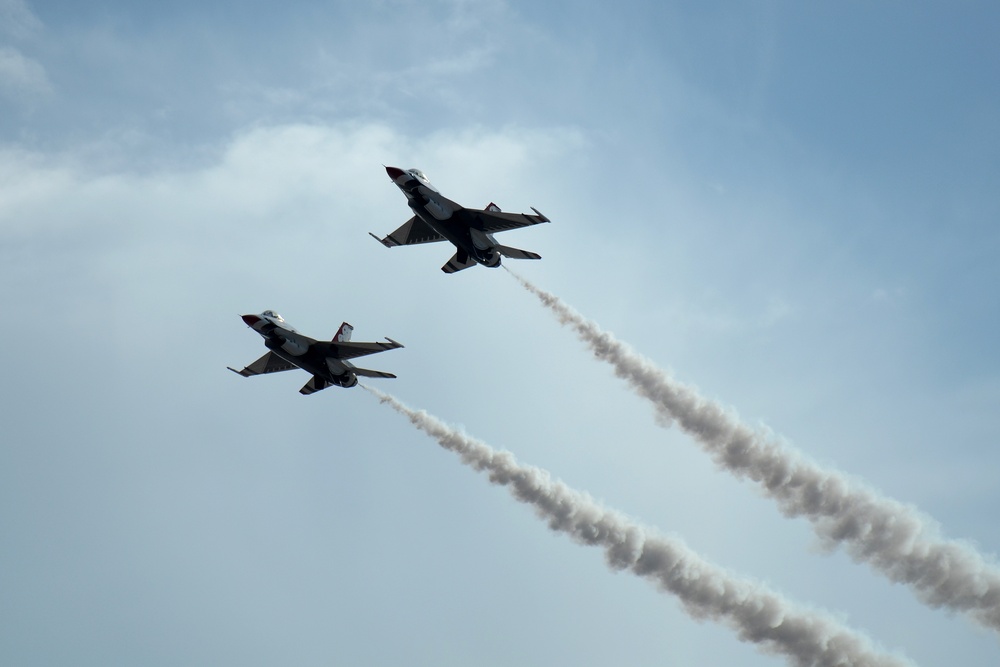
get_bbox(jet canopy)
[407,168,438,191]
[261,310,285,322]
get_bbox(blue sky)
[2,2,999,665]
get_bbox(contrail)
[364,387,912,667]
[505,268,1000,633]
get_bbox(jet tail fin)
[333,322,354,342]
[495,244,542,260]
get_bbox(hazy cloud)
[0,46,50,97]
[0,0,42,39]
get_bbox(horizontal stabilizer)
[442,251,478,274]
[352,367,397,379]
[496,245,541,260]
[300,375,331,395]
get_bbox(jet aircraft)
[228,311,403,395]
[370,166,550,273]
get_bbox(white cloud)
[0,120,584,236]
[0,0,42,39]
[2,4,998,663]
[0,119,584,344]
[0,46,50,97]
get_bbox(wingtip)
[385,337,404,348]
[369,231,394,248]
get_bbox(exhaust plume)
[365,386,911,667]
[506,268,1000,633]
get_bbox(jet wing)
[370,216,445,247]
[316,338,404,361]
[465,206,551,234]
[228,352,297,377]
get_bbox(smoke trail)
[505,268,1000,633]
[364,386,912,667]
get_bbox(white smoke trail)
[364,386,912,667]
[505,268,1000,633]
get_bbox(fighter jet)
[370,166,550,274]
[228,310,403,395]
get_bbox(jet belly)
[411,208,499,268]
[265,340,313,371]
[233,312,396,393]
[264,332,308,357]
[266,343,357,387]
[412,187,455,221]
[325,357,354,378]
[411,208,463,248]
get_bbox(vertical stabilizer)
[334,322,354,342]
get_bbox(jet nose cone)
[241,314,261,327]
[385,165,405,181]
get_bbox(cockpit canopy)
[406,168,437,191]
[261,310,284,322]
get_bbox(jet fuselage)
[386,166,501,267]
[231,312,401,395]
[243,312,359,387]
